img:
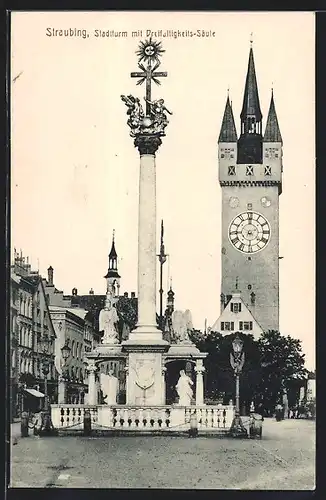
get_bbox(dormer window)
[246,165,254,176]
[231,302,242,313]
[265,166,272,176]
[228,166,236,176]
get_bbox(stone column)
[128,136,165,343]
[86,361,98,405]
[195,359,205,406]
[161,366,167,405]
[58,377,66,404]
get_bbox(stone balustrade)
[51,404,235,433]
[51,404,99,430]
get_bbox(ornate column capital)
[85,360,98,374]
[195,366,205,375]
[134,135,162,156]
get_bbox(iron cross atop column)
[131,38,168,116]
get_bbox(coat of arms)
[134,359,155,391]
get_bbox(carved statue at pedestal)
[171,310,193,344]
[176,369,193,406]
[99,296,119,344]
[100,370,118,405]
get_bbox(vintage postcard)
[9,11,315,490]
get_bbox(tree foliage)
[189,328,307,414]
[256,330,307,413]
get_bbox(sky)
[11,11,315,370]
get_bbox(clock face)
[228,211,271,253]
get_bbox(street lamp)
[38,335,57,436]
[58,342,71,404]
[229,334,248,438]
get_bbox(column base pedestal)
[122,326,170,352]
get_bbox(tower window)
[248,284,252,290]
[221,154,225,158]
[247,203,252,210]
[246,165,254,176]
[228,166,236,176]
[265,166,272,176]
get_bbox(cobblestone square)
[9,418,315,490]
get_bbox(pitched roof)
[240,47,262,121]
[263,91,282,143]
[218,96,237,143]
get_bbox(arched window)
[71,340,75,358]
[76,342,79,359]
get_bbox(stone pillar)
[162,366,167,405]
[195,359,205,406]
[58,377,66,404]
[86,360,98,405]
[128,136,165,343]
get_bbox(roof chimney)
[89,288,94,295]
[72,287,78,296]
[124,292,128,298]
[47,266,54,286]
[131,292,135,298]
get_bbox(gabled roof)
[218,96,237,143]
[211,292,263,337]
[240,47,262,121]
[263,91,282,143]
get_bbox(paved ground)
[9,418,315,490]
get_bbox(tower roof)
[109,238,117,259]
[263,91,282,143]
[240,47,262,121]
[218,95,237,143]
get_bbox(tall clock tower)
[218,44,283,333]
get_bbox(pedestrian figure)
[275,403,283,422]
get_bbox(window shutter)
[231,322,234,330]
[239,321,243,330]
[221,322,224,331]
[239,303,242,312]
[250,321,253,330]
[230,303,234,312]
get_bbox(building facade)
[10,251,57,416]
[214,44,283,335]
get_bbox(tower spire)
[240,45,262,123]
[104,231,121,295]
[237,43,263,164]
[264,89,282,143]
[218,93,237,143]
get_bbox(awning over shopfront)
[23,388,45,398]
